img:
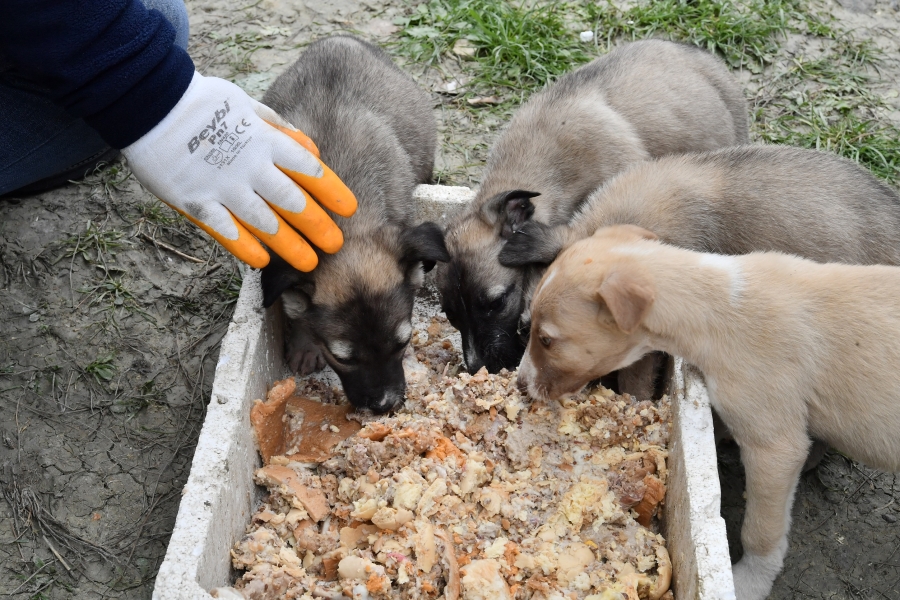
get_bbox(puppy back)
[262,35,436,234]
[589,145,900,266]
[589,40,748,153]
[473,39,748,227]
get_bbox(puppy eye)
[540,335,552,348]
[488,293,508,311]
[394,339,410,354]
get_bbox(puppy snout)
[516,358,533,394]
[370,390,404,414]
[516,373,529,394]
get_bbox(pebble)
[883,513,897,523]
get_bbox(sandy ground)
[0,0,898,598]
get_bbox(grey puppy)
[501,145,900,274]
[435,39,748,383]
[260,35,449,414]
[501,145,900,407]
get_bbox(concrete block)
[413,183,475,226]
[153,184,734,599]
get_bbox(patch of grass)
[583,0,798,72]
[56,221,124,266]
[395,0,592,90]
[77,276,156,331]
[84,352,117,384]
[578,0,899,183]
[74,159,132,201]
[216,269,243,306]
[757,100,900,185]
[78,277,134,309]
[137,200,179,228]
[753,46,900,185]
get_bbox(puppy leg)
[732,437,809,600]
[285,322,326,375]
[617,352,666,400]
[722,417,826,471]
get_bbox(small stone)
[452,39,476,57]
[579,30,594,43]
[883,513,897,523]
[467,96,502,107]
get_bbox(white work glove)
[122,72,357,271]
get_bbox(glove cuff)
[122,70,205,158]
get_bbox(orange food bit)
[358,422,392,442]
[425,436,466,467]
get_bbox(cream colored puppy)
[518,224,900,600]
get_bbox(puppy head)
[262,222,449,413]
[518,225,658,401]
[436,212,538,374]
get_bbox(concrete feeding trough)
[152,185,735,600]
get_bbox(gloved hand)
[122,72,357,271]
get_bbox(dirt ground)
[1,0,898,598]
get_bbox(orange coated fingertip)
[273,196,344,254]
[279,162,358,218]
[237,212,319,273]
[266,121,321,158]
[167,204,270,269]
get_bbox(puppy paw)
[286,327,326,375]
[287,345,326,375]
[732,551,784,600]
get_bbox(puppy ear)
[261,252,314,308]
[499,221,565,267]
[401,222,450,273]
[482,190,541,238]
[597,270,655,334]
[280,289,313,319]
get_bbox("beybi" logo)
[188,100,231,154]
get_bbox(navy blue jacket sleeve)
[0,0,195,148]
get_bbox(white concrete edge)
[153,184,733,599]
[153,271,282,599]
[666,361,736,599]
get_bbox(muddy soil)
[1,0,898,598]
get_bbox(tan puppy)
[501,145,900,403]
[519,225,900,600]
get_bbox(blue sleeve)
[0,0,195,148]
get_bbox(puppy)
[502,145,900,399]
[436,39,748,377]
[519,224,900,600]
[260,35,448,413]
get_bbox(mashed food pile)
[225,318,674,600]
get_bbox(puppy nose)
[465,357,486,375]
[371,392,403,415]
